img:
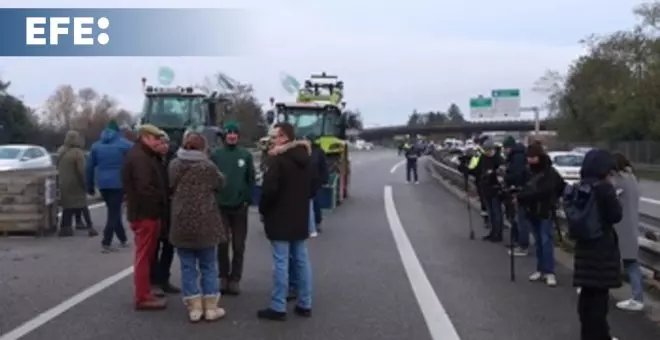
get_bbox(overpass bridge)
[359,118,555,140]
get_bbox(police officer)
[402,138,422,184]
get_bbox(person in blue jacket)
[402,139,422,184]
[86,120,134,253]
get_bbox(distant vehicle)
[0,144,53,171]
[571,146,593,154]
[354,139,374,151]
[548,151,584,185]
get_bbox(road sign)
[469,96,493,118]
[491,88,520,118]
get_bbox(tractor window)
[281,107,341,138]
[141,96,207,128]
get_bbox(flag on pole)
[157,66,175,85]
[279,72,301,94]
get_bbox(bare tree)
[45,85,78,130]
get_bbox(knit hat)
[502,136,516,148]
[482,139,495,150]
[526,143,545,158]
[106,119,120,132]
[224,120,240,134]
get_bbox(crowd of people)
[454,135,645,340]
[55,119,329,322]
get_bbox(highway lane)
[639,179,660,218]
[2,150,659,340]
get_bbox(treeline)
[0,80,134,150]
[406,103,466,127]
[535,1,660,142]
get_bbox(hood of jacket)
[100,128,120,144]
[269,140,311,169]
[176,148,208,162]
[509,143,526,157]
[580,148,613,180]
[57,130,83,155]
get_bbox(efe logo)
[25,17,110,46]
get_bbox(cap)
[138,124,167,139]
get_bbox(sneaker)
[414,181,419,184]
[507,247,528,257]
[294,305,312,317]
[616,299,644,311]
[87,228,99,237]
[151,286,166,297]
[309,232,318,238]
[545,274,557,287]
[119,241,130,248]
[256,308,286,321]
[576,287,581,295]
[529,272,543,281]
[101,245,118,253]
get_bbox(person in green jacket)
[209,121,256,295]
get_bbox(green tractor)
[262,73,358,209]
[136,77,231,149]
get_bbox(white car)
[0,144,53,171]
[548,151,584,185]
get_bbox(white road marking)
[0,267,134,340]
[383,185,461,340]
[641,197,660,206]
[390,160,405,174]
[56,202,106,217]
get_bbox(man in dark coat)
[474,140,504,241]
[502,136,530,255]
[122,125,169,310]
[150,135,180,296]
[306,134,328,234]
[574,149,623,340]
[257,123,313,321]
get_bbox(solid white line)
[390,160,405,174]
[641,197,660,206]
[0,266,134,340]
[56,202,106,218]
[383,186,461,340]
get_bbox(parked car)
[571,146,593,154]
[0,144,53,171]
[548,151,584,185]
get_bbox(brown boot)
[135,297,167,310]
[227,281,241,295]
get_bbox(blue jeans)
[515,209,531,249]
[308,199,316,234]
[623,259,644,302]
[177,246,220,298]
[271,240,312,312]
[531,218,555,274]
[486,196,503,238]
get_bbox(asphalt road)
[639,179,660,218]
[1,151,659,340]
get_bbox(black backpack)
[562,180,604,241]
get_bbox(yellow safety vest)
[467,146,484,170]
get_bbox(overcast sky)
[0,0,645,127]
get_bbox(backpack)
[562,181,604,241]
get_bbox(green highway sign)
[469,96,493,118]
[491,88,521,118]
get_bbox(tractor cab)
[138,79,227,148]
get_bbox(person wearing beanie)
[517,143,562,287]
[209,120,256,295]
[501,136,531,256]
[86,119,133,252]
[474,139,505,242]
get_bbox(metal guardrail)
[426,153,660,282]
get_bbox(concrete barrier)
[0,167,59,236]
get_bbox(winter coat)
[168,148,226,248]
[518,154,562,221]
[310,143,329,196]
[57,131,88,209]
[86,128,133,191]
[259,140,312,241]
[612,170,640,260]
[573,149,623,289]
[475,153,503,197]
[503,143,528,187]
[121,141,168,223]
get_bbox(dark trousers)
[73,207,93,227]
[313,192,322,224]
[100,189,127,247]
[150,238,175,285]
[218,205,249,281]
[578,287,611,340]
[405,159,418,182]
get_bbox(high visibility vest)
[467,146,484,170]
